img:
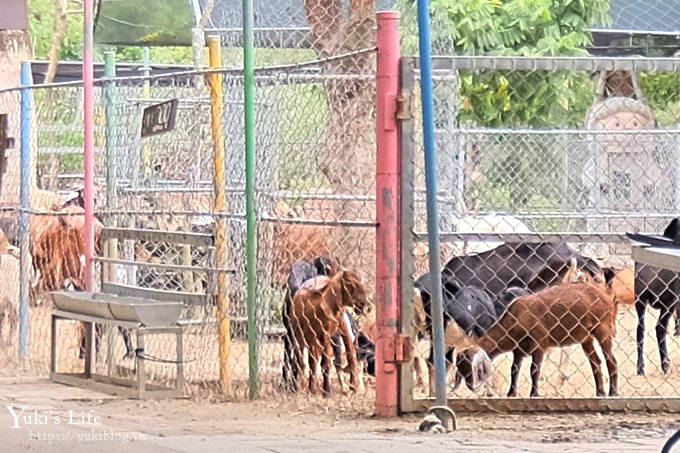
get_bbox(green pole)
[243,0,258,399]
[104,51,117,210]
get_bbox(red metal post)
[375,11,401,418]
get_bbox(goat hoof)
[529,391,539,398]
[596,391,606,397]
[662,362,670,374]
[609,391,619,398]
[506,391,517,398]
[636,367,645,376]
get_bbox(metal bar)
[100,227,215,246]
[0,47,378,95]
[136,331,145,396]
[103,51,118,290]
[83,0,95,292]
[37,147,105,154]
[399,56,418,415]
[416,55,680,72]
[95,257,233,275]
[415,232,632,243]
[19,62,31,359]
[101,282,213,305]
[632,246,680,273]
[455,128,680,135]
[176,331,185,394]
[208,36,232,397]
[259,216,376,228]
[50,316,57,374]
[50,373,182,399]
[417,0,447,410]
[375,11,401,418]
[401,397,680,414]
[242,0,258,400]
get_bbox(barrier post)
[375,11,401,418]
[243,0,259,399]
[417,0,455,429]
[208,36,232,396]
[19,62,31,359]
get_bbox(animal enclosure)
[399,55,680,413]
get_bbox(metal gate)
[399,55,680,413]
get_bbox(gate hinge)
[396,95,412,120]
[384,334,412,363]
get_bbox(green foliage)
[396,0,611,220]
[95,0,194,46]
[640,72,680,117]
[397,0,610,127]
[28,0,83,59]
[27,0,195,64]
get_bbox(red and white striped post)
[375,11,401,418]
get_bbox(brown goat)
[290,269,370,396]
[455,268,619,398]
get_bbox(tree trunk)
[302,1,377,288]
[0,29,32,207]
[43,0,70,192]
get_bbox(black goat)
[413,242,605,391]
[635,218,680,375]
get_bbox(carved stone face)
[594,109,654,153]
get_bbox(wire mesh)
[0,46,379,410]
[401,55,680,408]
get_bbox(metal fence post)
[417,0,454,429]
[19,62,31,359]
[208,36,232,396]
[104,51,118,282]
[376,11,401,418]
[103,51,118,377]
[243,0,259,399]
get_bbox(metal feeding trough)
[52,292,184,327]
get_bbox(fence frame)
[397,54,680,414]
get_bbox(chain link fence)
[0,52,379,409]
[400,55,680,411]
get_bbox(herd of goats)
[1,185,680,400]
[279,223,680,398]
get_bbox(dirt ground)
[0,377,678,452]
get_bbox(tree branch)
[45,0,69,84]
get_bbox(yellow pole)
[208,36,231,396]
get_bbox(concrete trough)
[51,292,184,327]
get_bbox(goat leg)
[657,308,673,374]
[529,350,544,397]
[120,327,134,359]
[635,300,646,376]
[321,345,332,397]
[598,335,618,397]
[281,299,295,391]
[582,339,605,397]
[337,318,359,392]
[507,350,524,397]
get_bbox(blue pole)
[19,62,32,358]
[416,0,447,407]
